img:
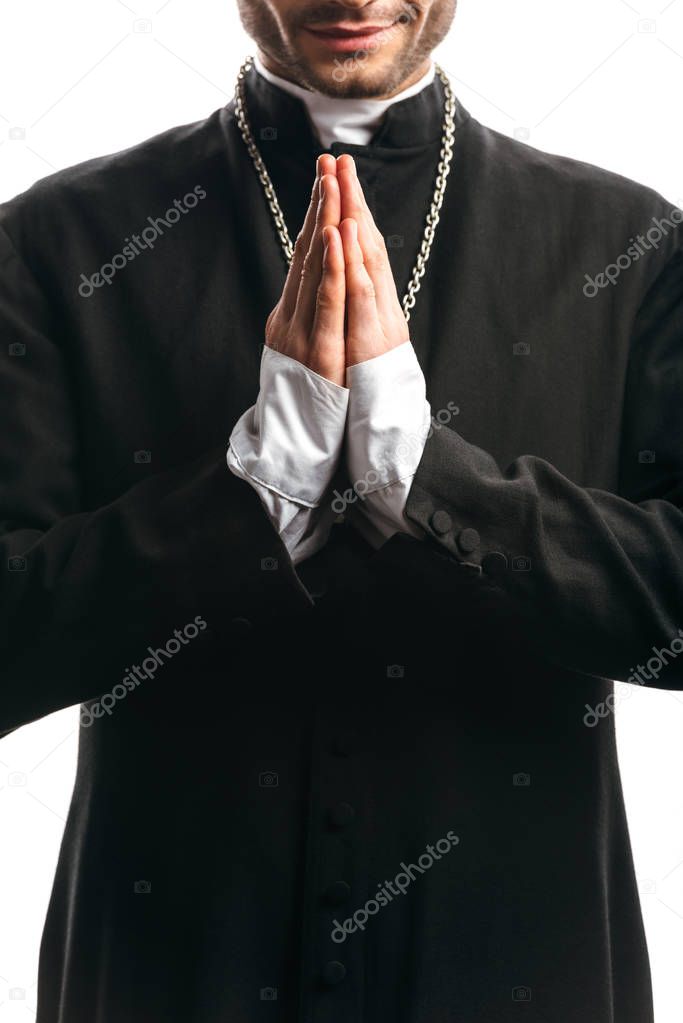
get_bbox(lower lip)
[304,24,396,53]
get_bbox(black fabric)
[0,62,681,1022]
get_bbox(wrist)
[345,342,431,491]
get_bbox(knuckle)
[315,286,337,312]
[278,327,300,354]
[351,279,375,301]
[265,314,279,345]
[349,202,363,223]
[320,256,342,278]
[301,249,317,277]
[314,300,333,322]
[372,222,386,243]
[364,245,387,272]
[392,312,408,335]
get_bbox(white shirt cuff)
[344,342,432,543]
[229,345,349,507]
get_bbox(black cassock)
[1,63,682,1023]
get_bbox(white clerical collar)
[253,52,436,149]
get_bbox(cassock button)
[430,510,452,535]
[482,551,508,578]
[328,802,355,830]
[230,616,252,634]
[322,960,347,986]
[457,528,480,554]
[324,880,351,906]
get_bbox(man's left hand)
[329,154,411,369]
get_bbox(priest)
[0,0,681,1020]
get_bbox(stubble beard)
[236,0,457,99]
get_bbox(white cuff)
[346,342,431,494]
[229,346,349,507]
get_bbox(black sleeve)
[403,246,683,688]
[0,223,311,736]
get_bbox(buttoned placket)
[296,697,367,1021]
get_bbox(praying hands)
[228,153,432,564]
[265,153,411,384]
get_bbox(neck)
[256,51,432,101]
[251,54,437,149]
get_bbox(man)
[1,0,681,1019]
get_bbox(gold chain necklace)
[233,55,456,323]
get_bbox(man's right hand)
[265,154,346,387]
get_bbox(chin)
[317,71,395,100]
[301,51,416,100]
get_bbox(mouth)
[303,20,399,53]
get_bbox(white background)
[1,0,683,1019]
